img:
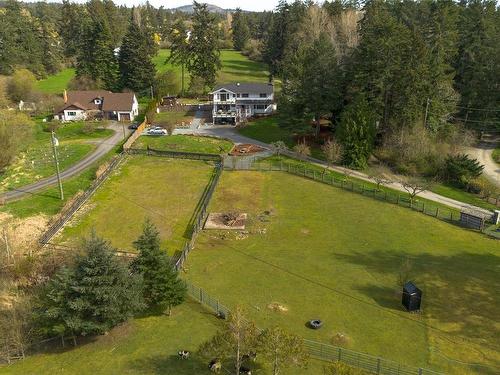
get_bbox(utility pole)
[424,98,430,128]
[51,131,64,200]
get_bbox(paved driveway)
[1,122,132,202]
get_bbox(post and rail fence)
[222,156,499,239]
[185,281,443,375]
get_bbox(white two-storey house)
[210,82,276,125]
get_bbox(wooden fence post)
[397,195,400,205]
[436,207,439,217]
[376,358,381,374]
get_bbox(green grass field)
[183,170,499,374]
[239,117,326,159]
[35,68,75,94]
[155,110,195,126]
[0,121,113,193]
[57,156,215,253]
[35,50,268,96]
[0,299,331,375]
[133,135,233,154]
[154,49,269,87]
[430,180,498,211]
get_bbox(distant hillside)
[170,3,236,14]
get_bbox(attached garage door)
[119,113,131,122]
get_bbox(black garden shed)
[402,281,422,312]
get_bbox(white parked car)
[147,126,167,135]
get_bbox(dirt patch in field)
[0,212,49,256]
[229,143,266,156]
[205,213,247,230]
[267,302,289,313]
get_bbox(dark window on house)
[242,93,249,98]
[236,93,240,98]
[254,105,266,110]
[67,111,77,116]
[259,93,267,98]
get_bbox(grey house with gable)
[210,82,276,125]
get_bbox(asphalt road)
[1,122,131,203]
[467,143,499,187]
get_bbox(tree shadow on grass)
[336,250,500,369]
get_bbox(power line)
[449,116,500,125]
[456,105,500,112]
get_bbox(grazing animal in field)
[178,350,190,360]
[208,358,222,373]
[242,352,257,363]
[239,366,252,375]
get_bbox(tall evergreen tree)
[119,11,157,93]
[76,0,119,90]
[0,0,45,75]
[187,1,221,92]
[350,0,429,131]
[337,94,377,169]
[59,0,87,59]
[454,0,500,130]
[131,219,186,315]
[231,8,250,51]
[37,233,143,340]
[168,19,191,95]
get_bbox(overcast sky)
[42,0,280,12]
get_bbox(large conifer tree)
[231,8,250,51]
[37,233,143,340]
[187,1,221,92]
[131,219,186,315]
[119,12,157,93]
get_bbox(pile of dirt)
[205,213,247,230]
[267,302,289,313]
[229,144,266,156]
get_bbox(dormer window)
[94,98,102,105]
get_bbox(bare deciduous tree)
[400,176,433,204]
[258,326,308,375]
[369,164,393,191]
[293,141,311,161]
[321,138,343,170]
[270,141,288,160]
[199,306,259,375]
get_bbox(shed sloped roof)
[212,83,274,95]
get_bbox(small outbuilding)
[459,209,490,230]
[402,281,422,312]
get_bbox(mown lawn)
[0,121,113,193]
[35,68,75,94]
[154,49,269,87]
[155,110,194,126]
[133,135,233,154]
[184,170,499,374]
[57,156,215,253]
[239,117,326,159]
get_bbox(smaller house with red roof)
[55,90,139,122]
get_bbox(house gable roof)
[57,90,136,113]
[212,82,274,95]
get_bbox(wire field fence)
[185,281,442,375]
[174,161,223,271]
[224,157,499,236]
[39,153,126,245]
